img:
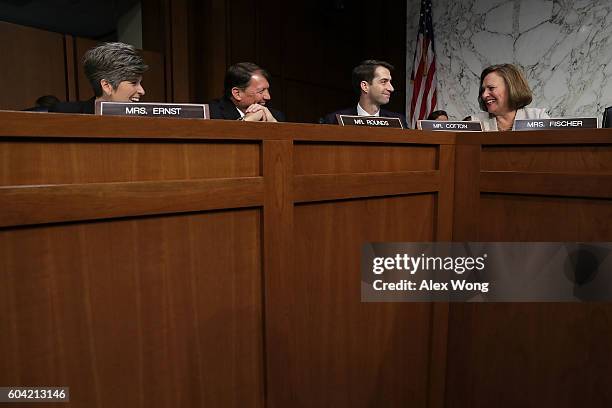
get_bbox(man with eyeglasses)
[208,62,285,122]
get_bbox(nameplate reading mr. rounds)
[97,102,209,119]
[513,117,597,131]
[418,120,483,131]
[337,115,404,129]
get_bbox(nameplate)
[418,120,483,131]
[513,117,598,130]
[97,102,209,119]
[337,115,404,129]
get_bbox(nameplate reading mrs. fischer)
[418,120,483,131]
[513,117,598,130]
[337,114,404,129]
[97,102,210,119]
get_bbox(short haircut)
[83,42,148,97]
[478,64,532,111]
[427,110,448,120]
[35,95,60,108]
[224,62,271,99]
[351,60,394,94]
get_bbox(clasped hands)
[242,104,277,122]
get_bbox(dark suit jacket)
[323,106,408,128]
[22,106,51,112]
[208,97,285,122]
[603,106,612,128]
[49,98,96,114]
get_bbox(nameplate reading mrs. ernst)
[97,102,210,119]
[337,115,404,129]
[513,117,598,130]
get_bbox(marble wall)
[406,0,612,121]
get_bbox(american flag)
[409,0,438,128]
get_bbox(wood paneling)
[0,21,67,111]
[480,172,612,198]
[141,0,173,100]
[75,37,98,101]
[3,113,612,407]
[283,79,354,124]
[1,111,457,143]
[1,113,449,407]
[481,145,612,172]
[446,303,612,408]
[189,0,228,104]
[457,129,612,145]
[0,209,264,407]
[257,0,283,76]
[0,178,264,227]
[451,144,481,241]
[169,0,191,102]
[0,141,260,185]
[274,195,436,407]
[436,145,456,241]
[294,143,438,174]
[141,50,167,102]
[447,135,612,408]
[65,36,77,102]
[478,194,612,241]
[262,140,294,408]
[228,0,258,63]
[294,171,440,203]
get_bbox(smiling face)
[480,72,510,115]
[232,73,271,110]
[101,77,145,102]
[363,66,394,106]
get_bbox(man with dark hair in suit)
[51,42,148,114]
[323,60,407,127]
[208,62,285,122]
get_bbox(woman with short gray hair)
[51,42,148,114]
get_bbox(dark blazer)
[22,106,51,112]
[603,106,612,128]
[323,106,408,128]
[49,97,96,114]
[208,97,285,122]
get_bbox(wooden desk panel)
[4,112,612,408]
[0,210,264,408]
[1,112,447,408]
[481,145,612,172]
[479,194,612,241]
[0,141,260,185]
[294,143,438,174]
[446,303,612,408]
[275,196,435,407]
[448,131,612,408]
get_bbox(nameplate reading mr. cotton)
[98,102,209,119]
[337,115,404,129]
[513,117,597,130]
[418,120,483,131]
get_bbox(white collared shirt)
[357,103,380,117]
[236,106,245,118]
